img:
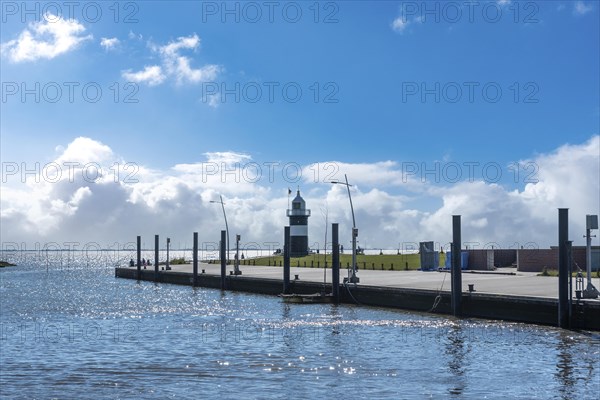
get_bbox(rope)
[428,270,447,312]
[343,281,361,305]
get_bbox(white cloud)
[123,34,220,86]
[497,0,511,5]
[391,17,410,33]
[158,34,201,57]
[100,37,120,50]
[1,136,598,251]
[122,65,166,86]
[574,1,593,15]
[128,30,143,41]
[206,94,220,108]
[203,151,252,165]
[1,14,92,62]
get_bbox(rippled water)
[1,255,599,399]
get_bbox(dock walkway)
[115,263,600,330]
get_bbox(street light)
[331,174,359,284]
[210,195,230,265]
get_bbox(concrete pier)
[115,262,600,330]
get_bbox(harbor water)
[1,253,599,399]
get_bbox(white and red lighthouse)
[286,189,311,257]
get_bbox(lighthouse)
[286,189,311,257]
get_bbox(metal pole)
[154,234,159,281]
[345,174,356,227]
[451,215,462,317]
[283,226,291,294]
[586,227,592,286]
[220,230,227,290]
[558,208,569,328]
[220,195,230,265]
[234,234,241,275]
[166,238,171,270]
[344,174,359,284]
[583,215,599,298]
[567,240,573,324]
[136,235,141,280]
[332,223,340,303]
[193,232,198,286]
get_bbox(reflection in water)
[555,331,600,400]
[1,255,600,399]
[555,332,575,400]
[445,323,468,396]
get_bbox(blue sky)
[1,1,599,249]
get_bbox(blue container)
[444,251,469,270]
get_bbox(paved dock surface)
[145,263,600,300]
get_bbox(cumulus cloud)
[122,65,166,86]
[391,17,410,33]
[1,14,92,62]
[1,136,598,251]
[574,1,593,15]
[122,34,220,86]
[100,37,120,50]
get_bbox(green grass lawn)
[237,253,447,271]
[537,269,600,278]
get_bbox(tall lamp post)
[211,195,230,264]
[331,174,359,283]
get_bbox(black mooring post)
[193,232,198,287]
[220,230,226,290]
[154,234,159,281]
[332,223,340,303]
[136,235,141,280]
[283,226,291,294]
[567,240,573,325]
[451,215,462,317]
[558,208,569,328]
